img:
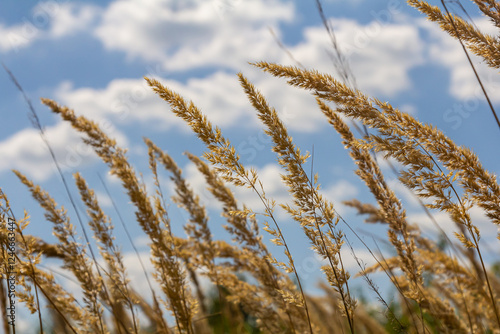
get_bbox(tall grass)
[1,1,500,333]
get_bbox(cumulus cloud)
[54,64,339,134]
[323,179,359,215]
[0,23,38,52]
[43,2,100,38]
[247,73,328,132]
[168,162,291,220]
[54,78,175,127]
[6,1,437,136]
[54,71,261,131]
[94,190,113,208]
[5,0,485,183]
[0,123,89,181]
[94,0,293,70]
[422,17,500,102]
[93,1,428,97]
[0,118,127,182]
[288,16,426,97]
[0,2,100,53]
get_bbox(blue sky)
[1,0,500,329]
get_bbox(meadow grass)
[1,1,500,333]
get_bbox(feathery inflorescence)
[41,98,197,333]
[13,171,108,333]
[3,1,500,333]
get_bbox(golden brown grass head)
[4,1,500,333]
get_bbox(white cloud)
[51,61,369,136]
[0,23,38,52]
[50,62,337,135]
[7,1,485,186]
[59,1,430,134]
[7,2,435,136]
[44,2,100,38]
[54,78,174,127]
[121,250,214,295]
[0,117,128,182]
[421,17,500,102]
[0,2,100,53]
[94,190,113,208]
[166,72,256,127]
[54,71,260,131]
[55,65,344,134]
[323,179,359,215]
[373,154,403,173]
[246,73,328,132]
[288,16,426,97]
[399,103,418,116]
[121,251,157,289]
[0,123,89,181]
[94,0,294,70]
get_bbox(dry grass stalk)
[238,73,356,329]
[408,0,500,69]
[3,1,500,333]
[74,173,138,333]
[254,59,500,331]
[186,153,312,332]
[146,76,315,333]
[41,99,197,333]
[13,171,108,333]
